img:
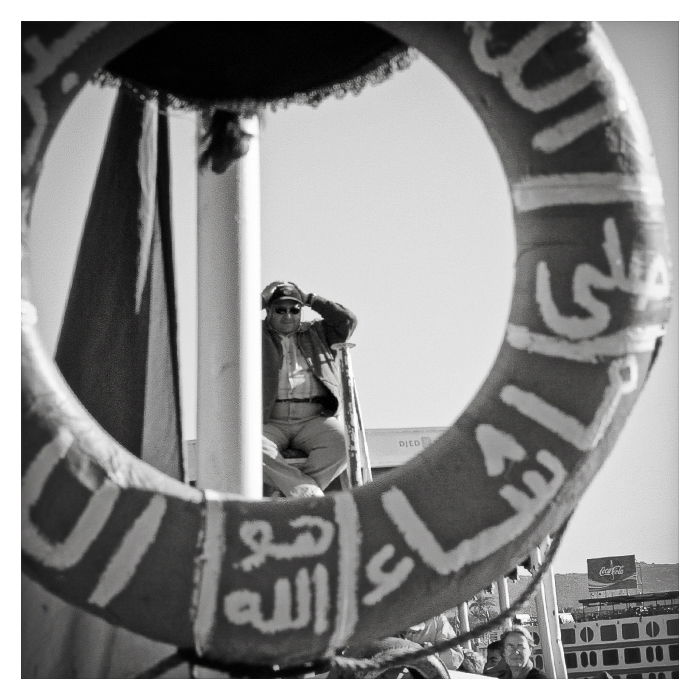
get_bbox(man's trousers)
[262,414,347,496]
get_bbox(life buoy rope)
[21,21,671,667]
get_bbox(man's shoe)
[289,484,324,499]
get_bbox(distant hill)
[505,562,678,615]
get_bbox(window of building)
[621,623,639,639]
[627,673,642,679]
[535,655,544,669]
[600,624,617,642]
[649,672,656,678]
[532,632,540,645]
[655,645,663,662]
[671,671,679,679]
[669,644,678,661]
[580,626,594,642]
[624,648,641,664]
[658,672,666,679]
[580,652,588,668]
[561,628,576,645]
[602,649,619,666]
[667,619,679,636]
[646,647,654,663]
[589,651,597,666]
[646,621,660,637]
[564,653,578,669]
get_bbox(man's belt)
[276,397,325,403]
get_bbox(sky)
[27,21,678,576]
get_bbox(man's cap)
[268,284,303,306]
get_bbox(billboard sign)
[587,555,638,594]
[363,428,445,469]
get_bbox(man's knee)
[326,427,346,452]
[262,434,281,459]
[318,418,346,446]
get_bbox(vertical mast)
[196,114,262,496]
[531,541,568,678]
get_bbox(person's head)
[265,283,303,335]
[484,640,503,671]
[460,649,485,675]
[502,626,534,671]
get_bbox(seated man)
[261,281,357,498]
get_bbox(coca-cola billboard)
[587,555,638,594]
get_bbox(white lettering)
[22,24,108,175]
[22,429,121,570]
[537,257,614,340]
[537,218,669,340]
[506,322,665,363]
[237,515,334,572]
[362,545,415,606]
[501,356,638,451]
[224,564,330,634]
[512,172,664,213]
[533,102,612,153]
[313,563,330,635]
[88,495,167,607]
[466,22,588,113]
[381,448,565,574]
[475,425,526,477]
[465,23,624,154]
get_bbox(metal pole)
[497,578,512,631]
[351,383,373,483]
[531,544,567,679]
[539,539,568,678]
[333,342,364,487]
[531,546,555,678]
[196,114,261,496]
[457,603,471,651]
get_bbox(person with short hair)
[261,281,357,498]
[500,626,548,679]
[483,639,507,677]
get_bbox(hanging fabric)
[22,87,185,678]
[55,90,183,478]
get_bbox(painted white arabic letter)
[22,429,121,570]
[237,515,334,571]
[500,356,638,451]
[362,545,415,606]
[382,449,565,574]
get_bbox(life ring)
[21,22,671,667]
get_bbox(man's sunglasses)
[273,306,301,315]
